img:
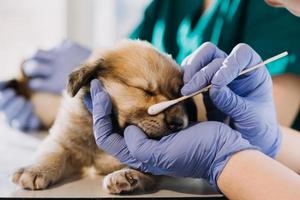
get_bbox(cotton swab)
[148,51,288,115]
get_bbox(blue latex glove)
[181,43,282,158]
[181,42,228,122]
[23,40,91,94]
[0,81,40,130]
[84,79,257,189]
[83,79,146,170]
[123,123,257,188]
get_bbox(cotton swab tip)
[148,100,176,115]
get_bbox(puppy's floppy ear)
[67,59,106,97]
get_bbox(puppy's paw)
[103,169,144,194]
[11,166,55,190]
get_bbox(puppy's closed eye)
[127,83,157,98]
[144,90,155,97]
[134,87,156,97]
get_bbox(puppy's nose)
[166,117,184,132]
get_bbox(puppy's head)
[68,40,191,138]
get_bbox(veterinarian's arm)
[0,81,40,130]
[23,40,91,94]
[272,73,300,126]
[124,125,300,200]
[276,126,300,174]
[218,149,300,200]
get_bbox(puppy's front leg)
[103,168,157,194]
[11,137,79,190]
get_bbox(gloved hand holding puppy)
[83,43,299,198]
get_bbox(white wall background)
[0,0,150,79]
[67,0,149,48]
[0,0,67,79]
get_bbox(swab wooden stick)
[148,51,288,115]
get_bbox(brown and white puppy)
[11,39,198,194]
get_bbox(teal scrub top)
[130,0,300,129]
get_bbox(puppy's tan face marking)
[68,40,188,138]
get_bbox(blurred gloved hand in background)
[23,40,91,94]
[0,81,40,130]
[84,79,257,189]
[181,42,282,158]
[0,40,90,131]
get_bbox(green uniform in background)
[130,0,300,130]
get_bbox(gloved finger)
[28,78,52,92]
[90,79,111,118]
[10,102,33,130]
[95,131,147,171]
[211,43,263,88]
[91,89,113,145]
[83,92,93,113]
[32,49,55,61]
[210,86,247,119]
[4,96,26,122]
[90,79,105,97]
[182,42,227,84]
[0,89,16,109]
[23,59,52,77]
[181,58,224,96]
[90,79,119,153]
[26,112,41,131]
[124,125,159,164]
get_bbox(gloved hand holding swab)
[148,51,288,115]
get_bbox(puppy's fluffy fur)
[11,40,199,194]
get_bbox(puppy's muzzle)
[165,116,184,132]
[164,104,188,132]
